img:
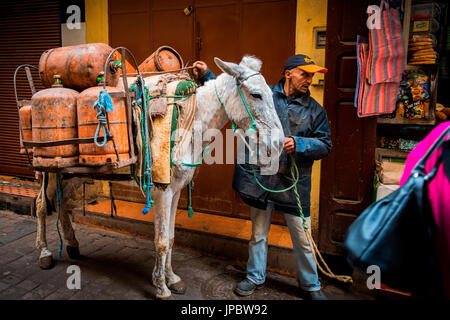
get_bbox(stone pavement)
[0,209,369,300]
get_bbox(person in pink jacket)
[399,121,450,299]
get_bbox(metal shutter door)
[0,0,60,177]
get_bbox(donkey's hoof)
[66,246,82,260]
[39,247,54,269]
[39,255,54,269]
[168,280,186,295]
[156,294,175,300]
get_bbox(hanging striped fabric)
[368,0,406,85]
[354,0,406,117]
[356,36,401,117]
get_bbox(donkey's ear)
[214,57,242,78]
[240,56,262,72]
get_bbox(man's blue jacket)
[198,71,332,217]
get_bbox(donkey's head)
[214,56,284,170]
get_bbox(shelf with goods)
[376,1,447,127]
[371,0,449,203]
[375,147,410,161]
[376,62,438,125]
[375,1,448,151]
[376,123,432,158]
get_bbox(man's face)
[286,68,314,95]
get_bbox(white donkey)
[34,56,284,299]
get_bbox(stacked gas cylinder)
[21,43,130,169]
[19,43,184,170]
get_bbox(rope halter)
[214,72,260,135]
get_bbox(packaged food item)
[412,72,429,99]
[412,19,440,33]
[399,138,420,151]
[411,3,441,21]
[404,100,425,119]
[410,33,437,48]
[410,84,429,101]
[408,38,437,64]
[423,99,430,116]
[395,100,405,118]
[380,137,400,149]
[395,70,429,119]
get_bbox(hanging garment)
[356,36,402,117]
[368,0,406,85]
[355,0,407,117]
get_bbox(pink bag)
[355,0,406,117]
[368,0,406,85]
[356,36,400,117]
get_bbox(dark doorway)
[319,0,377,255]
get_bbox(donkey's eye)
[250,93,262,100]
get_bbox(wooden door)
[108,0,296,223]
[318,0,377,255]
[189,0,296,224]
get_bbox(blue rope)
[93,89,114,147]
[56,173,63,259]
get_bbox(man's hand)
[193,61,208,78]
[284,137,296,154]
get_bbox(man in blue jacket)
[193,55,331,300]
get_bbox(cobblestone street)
[0,210,366,300]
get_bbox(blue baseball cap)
[283,54,328,74]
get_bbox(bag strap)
[380,0,389,11]
[412,127,450,175]
[443,140,450,180]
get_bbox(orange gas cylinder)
[77,83,130,166]
[19,100,32,154]
[31,76,79,168]
[116,51,137,76]
[39,43,120,91]
[138,46,183,74]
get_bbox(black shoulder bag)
[343,127,449,297]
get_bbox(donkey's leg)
[165,190,186,294]
[152,190,173,299]
[59,177,84,259]
[35,172,54,269]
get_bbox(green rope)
[171,81,200,218]
[187,181,194,218]
[251,154,306,229]
[235,78,256,135]
[171,145,210,167]
[130,84,196,105]
[251,159,299,193]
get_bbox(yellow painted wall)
[85,0,109,44]
[85,0,110,197]
[295,0,328,238]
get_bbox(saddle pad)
[150,80,179,184]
